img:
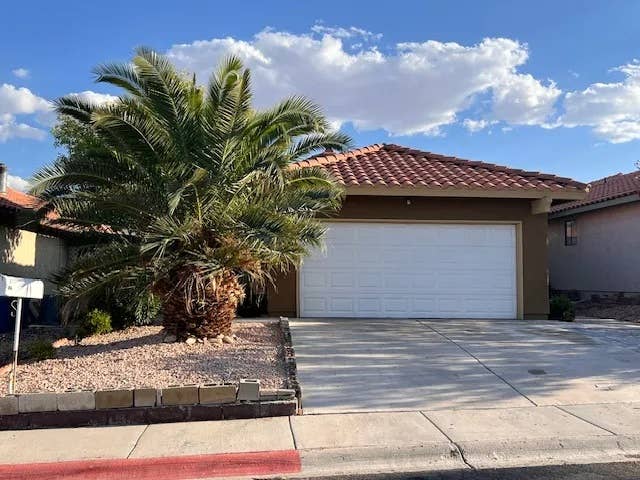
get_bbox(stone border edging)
[278,317,302,412]
[0,399,297,430]
[0,382,297,430]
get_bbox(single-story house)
[267,144,587,320]
[0,165,71,329]
[549,170,640,299]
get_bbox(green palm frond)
[32,49,351,311]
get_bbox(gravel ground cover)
[0,327,64,365]
[576,302,640,324]
[0,321,288,393]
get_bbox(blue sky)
[2,0,640,188]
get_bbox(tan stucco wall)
[267,196,549,319]
[0,226,68,294]
[549,201,640,294]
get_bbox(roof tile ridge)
[424,153,585,189]
[301,143,385,167]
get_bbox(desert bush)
[96,291,161,329]
[78,309,113,338]
[26,339,56,361]
[550,295,575,322]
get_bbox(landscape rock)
[163,334,177,343]
[95,389,133,409]
[57,390,95,411]
[222,335,235,344]
[237,379,260,401]
[18,392,57,413]
[185,337,197,345]
[52,338,71,349]
[0,395,18,415]
[134,388,158,407]
[162,385,199,406]
[199,383,237,404]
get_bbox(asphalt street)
[288,461,640,480]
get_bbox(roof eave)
[549,193,640,218]
[344,185,587,200]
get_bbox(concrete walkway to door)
[289,318,640,414]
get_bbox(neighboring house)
[549,170,640,299]
[0,165,70,329]
[267,144,586,320]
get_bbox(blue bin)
[0,297,11,333]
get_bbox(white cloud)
[12,68,30,79]
[7,174,29,191]
[560,61,640,143]
[35,90,119,128]
[0,84,51,141]
[166,29,560,136]
[463,119,494,132]
[0,84,50,115]
[0,117,47,142]
[492,74,561,126]
[67,90,119,105]
[310,24,382,41]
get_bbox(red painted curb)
[0,449,301,480]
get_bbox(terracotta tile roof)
[292,144,586,194]
[0,187,115,236]
[550,171,640,213]
[0,187,72,233]
[0,187,40,211]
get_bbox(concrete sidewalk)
[1,404,640,478]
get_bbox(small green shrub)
[88,291,161,329]
[26,339,56,361]
[550,295,575,322]
[78,309,113,338]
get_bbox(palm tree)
[32,48,350,339]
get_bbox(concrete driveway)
[289,318,640,413]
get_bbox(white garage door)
[299,222,517,319]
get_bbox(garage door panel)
[412,228,439,244]
[329,271,355,288]
[325,247,356,265]
[485,227,515,246]
[300,222,517,319]
[303,271,327,288]
[384,273,409,290]
[327,226,357,243]
[410,297,438,315]
[411,273,437,289]
[381,248,409,265]
[358,272,383,288]
[464,298,516,317]
[323,297,355,315]
[437,297,466,314]
[382,296,409,315]
[302,297,327,316]
[357,297,382,314]
[436,272,476,290]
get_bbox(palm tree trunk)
[162,271,245,339]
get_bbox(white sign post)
[0,274,44,395]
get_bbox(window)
[565,220,577,246]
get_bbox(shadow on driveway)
[290,318,640,413]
